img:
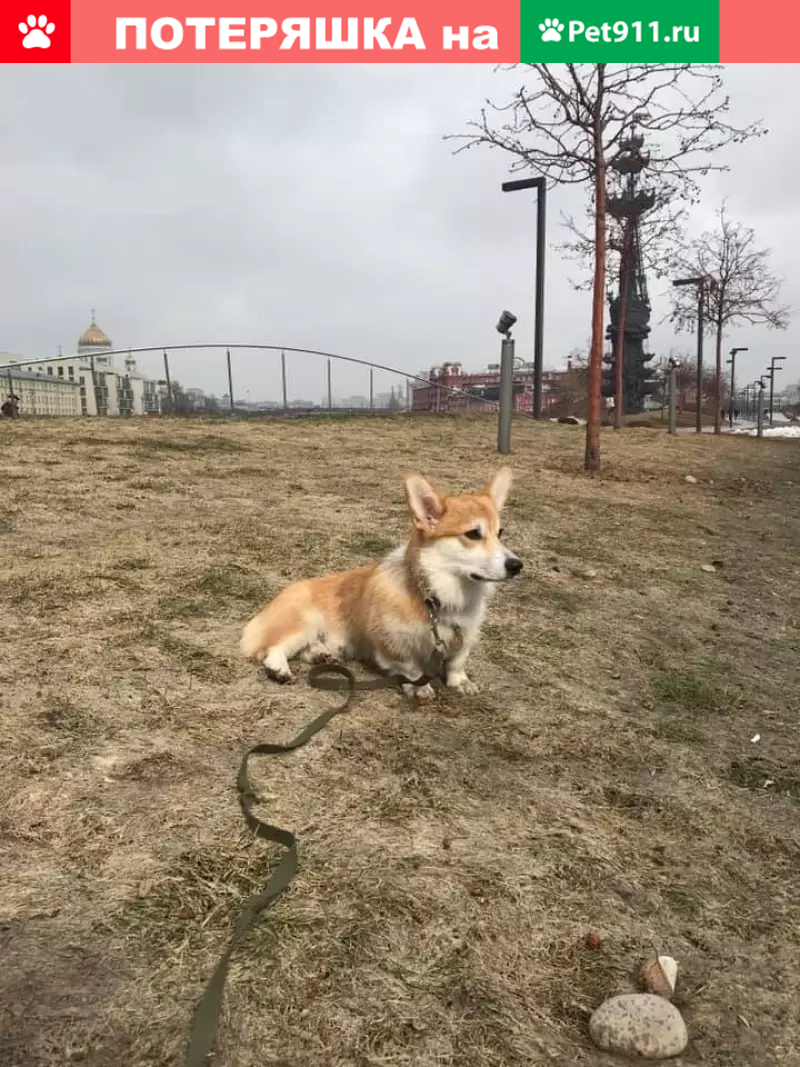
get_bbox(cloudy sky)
[0,63,797,403]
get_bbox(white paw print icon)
[19,14,56,49]
[539,17,565,42]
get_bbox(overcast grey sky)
[0,63,797,402]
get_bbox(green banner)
[521,0,720,61]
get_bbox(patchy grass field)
[2,414,799,1067]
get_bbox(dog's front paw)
[402,681,436,702]
[446,672,479,695]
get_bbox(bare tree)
[671,202,790,433]
[547,347,589,418]
[449,64,765,470]
[202,394,223,415]
[164,379,193,416]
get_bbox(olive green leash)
[185,637,447,1066]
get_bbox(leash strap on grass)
[185,661,436,1067]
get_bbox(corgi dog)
[240,467,523,700]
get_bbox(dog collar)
[423,595,442,617]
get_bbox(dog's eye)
[464,528,483,541]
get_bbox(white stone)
[589,993,688,1060]
[684,475,698,484]
[657,955,678,994]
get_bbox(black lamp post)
[726,346,748,429]
[501,176,546,419]
[766,355,786,425]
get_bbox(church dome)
[78,311,111,349]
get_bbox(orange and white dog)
[241,467,522,700]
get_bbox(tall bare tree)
[547,346,590,418]
[449,64,765,470]
[671,202,790,433]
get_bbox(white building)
[1,363,81,416]
[0,313,162,417]
[185,388,206,411]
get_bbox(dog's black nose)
[505,557,523,576]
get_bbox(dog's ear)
[404,474,444,532]
[485,466,513,511]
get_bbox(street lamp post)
[672,275,716,435]
[501,176,546,419]
[766,355,786,426]
[726,347,748,430]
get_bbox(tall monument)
[602,130,658,415]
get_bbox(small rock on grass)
[684,475,698,484]
[701,564,717,573]
[589,993,688,1060]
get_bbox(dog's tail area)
[240,581,313,665]
[240,610,274,662]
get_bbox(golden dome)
[78,311,111,349]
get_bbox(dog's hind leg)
[297,633,347,665]
[241,594,320,684]
[260,632,310,684]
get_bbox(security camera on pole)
[496,310,517,454]
[756,378,766,438]
[726,347,748,430]
[667,356,681,436]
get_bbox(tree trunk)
[584,158,610,471]
[613,223,630,431]
[713,315,723,435]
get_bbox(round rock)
[589,993,688,1060]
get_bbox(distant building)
[411,361,581,414]
[0,312,162,417]
[0,363,81,416]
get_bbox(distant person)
[734,408,740,420]
[1,395,19,418]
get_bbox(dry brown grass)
[1,413,799,1067]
